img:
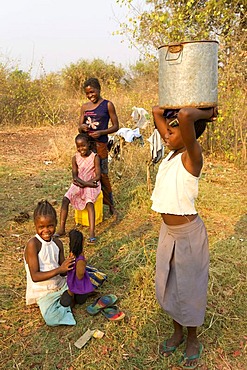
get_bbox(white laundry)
[116,127,142,143]
[147,129,164,163]
[131,107,150,129]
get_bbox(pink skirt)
[65,183,101,211]
[155,216,209,327]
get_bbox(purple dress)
[67,255,94,294]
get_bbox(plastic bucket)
[74,191,103,226]
[158,40,218,109]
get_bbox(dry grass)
[0,123,246,370]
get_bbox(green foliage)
[61,58,126,95]
[117,1,246,51]
[0,68,32,124]
[116,0,247,165]
[130,59,158,79]
[0,49,245,163]
[0,125,246,369]
[0,66,77,126]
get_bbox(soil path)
[0,125,77,173]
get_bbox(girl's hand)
[59,256,75,274]
[73,179,85,188]
[198,106,218,121]
[211,106,218,121]
[80,123,90,132]
[87,180,99,188]
[88,131,102,139]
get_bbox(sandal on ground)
[87,237,97,244]
[101,305,125,321]
[160,337,185,357]
[180,343,203,369]
[86,294,118,315]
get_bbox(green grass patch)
[0,127,246,370]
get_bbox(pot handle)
[165,44,183,61]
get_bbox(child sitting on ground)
[60,229,95,307]
[56,133,101,244]
[24,200,76,326]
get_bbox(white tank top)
[151,151,199,215]
[24,234,66,305]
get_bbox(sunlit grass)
[0,124,246,370]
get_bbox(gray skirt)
[155,216,209,327]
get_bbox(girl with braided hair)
[24,200,76,326]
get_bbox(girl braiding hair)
[24,200,75,326]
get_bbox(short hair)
[83,77,101,91]
[33,200,57,223]
[75,133,90,143]
[69,229,84,258]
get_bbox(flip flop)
[160,337,185,357]
[180,343,203,369]
[86,294,118,315]
[87,237,97,244]
[101,306,125,321]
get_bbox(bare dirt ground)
[0,125,76,172]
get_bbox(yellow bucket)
[74,191,103,226]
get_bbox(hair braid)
[69,229,84,258]
[33,200,57,223]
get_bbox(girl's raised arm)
[178,107,215,176]
[152,106,168,140]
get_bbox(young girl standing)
[56,133,101,243]
[151,106,217,369]
[24,200,76,326]
[60,229,95,307]
[78,77,119,215]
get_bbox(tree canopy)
[116,0,246,57]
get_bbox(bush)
[61,58,126,96]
